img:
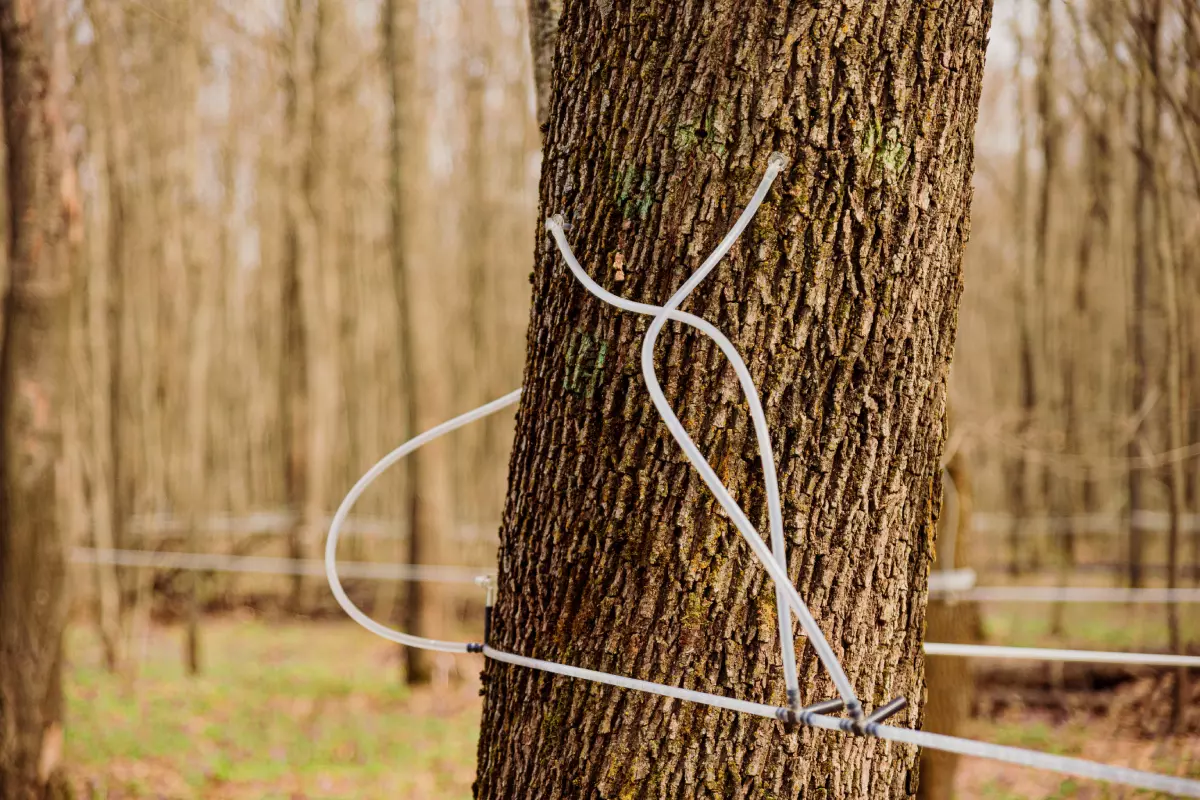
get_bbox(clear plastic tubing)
[323,154,1200,797]
[322,391,1200,797]
[483,645,1200,798]
[324,398,1200,796]
[547,152,857,716]
[325,389,522,653]
[641,152,856,715]
[543,223,807,704]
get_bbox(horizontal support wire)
[318,157,1200,797]
[79,547,1200,604]
[482,645,1200,797]
[924,643,1200,668]
[125,512,497,542]
[120,509,1200,538]
[952,586,1200,603]
[73,546,488,584]
[72,546,1200,670]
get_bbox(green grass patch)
[66,620,480,799]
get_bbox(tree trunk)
[1150,0,1185,731]
[1033,0,1067,635]
[1128,0,1162,591]
[300,0,340,615]
[1011,26,1034,579]
[281,0,323,614]
[475,2,993,796]
[919,438,982,800]
[1065,0,1119,592]
[1185,0,1200,588]
[384,0,451,685]
[175,1,207,678]
[525,0,562,133]
[81,0,129,674]
[463,46,491,528]
[0,0,77,795]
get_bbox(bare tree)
[1127,0,1163,589]
[1011,21,1037,577]
[0,0,78,793]
[1154,0,1187,729]
[280,0,332,613]
[1065,0,1122,564]
[525,0,561,132]
[384,0,454,685]
[177,0,209,677]
[920,435,982,800]
[78,0,130,672]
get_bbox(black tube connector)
[852,696,908,736]
[804,698,849,716]
[777,697,846,726]
[467,643,484,654]
[475,575,497,646]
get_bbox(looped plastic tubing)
[323,390,1200,796]
[324,154,1200,797]
[325,390,522,653]
[544,156,857,714]
[624,151,857,716]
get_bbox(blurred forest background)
[2,0,1198,797]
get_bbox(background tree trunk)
[281,0,321,614]
[0,0,77,794]
[384,0,452,686]
[918,438,982,800]
[1127,0,1162,590]
[475,1,994,796]
[525,0,562,133]
[1151,0,1186,729]
[1010,26,1035,579]
[80,0,129,674]
[177,0,207,678]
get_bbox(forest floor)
[65,611,1199,799]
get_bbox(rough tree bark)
[475,2,993,797]
[0,0,77,795]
